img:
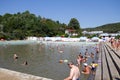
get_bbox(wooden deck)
[94,42,120,80]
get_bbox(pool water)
[0,41,99,80]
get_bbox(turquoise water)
[0,41,99,80]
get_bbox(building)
[99,33,120,37]
[82,31,103,35]
[65,29,78,36]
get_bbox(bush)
[115,35,120,39]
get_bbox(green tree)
[115,35,120,39]
[0,15,2,23]
[68,18,82,36]
[68,18,80,29]
[0,11,68,39]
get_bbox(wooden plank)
[105,44,120,70]
[106,43,120,57]
[105,45,120,79]
[104,45,120,79]
[94,42,120,80]
[102,45,110,80]
[94,43,102,80]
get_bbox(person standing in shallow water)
[90,61,98,74]
[64,62,80,80]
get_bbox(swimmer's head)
[83,63,88,67]
[67,62,74,68]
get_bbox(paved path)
[0,68,53,80]
[0,71,20,80]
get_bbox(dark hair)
[81,56,83,58]
[67,62,74,65]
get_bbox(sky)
[0,0,120,28]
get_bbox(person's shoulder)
[74,65,79,70]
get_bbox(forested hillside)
[0,11,81,40]
[0,10,119,40]
[83,22,120,33]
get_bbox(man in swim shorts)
[64,62,80,80]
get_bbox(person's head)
[81,56,83,58]
[79,52,81,55]
[24,61,28,65]
[91,52,93,54]
[67,62,74,68]
[84,56,88,60]
[86,49,88,51]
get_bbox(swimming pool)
[0,41,99,80]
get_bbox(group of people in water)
[13,42,99,80]
[64,48,99,80]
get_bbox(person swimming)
[22,61,28,66]
[82,63,90,74]
[82,57,88,63]
[90,52,94,58]
[13,54,18,61]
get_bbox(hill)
[83,22,120,33]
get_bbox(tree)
[0,15,2,23]
[0,11,67,39]
[115,35,120,39]
[68,18,80,29]
[68,18,82,36]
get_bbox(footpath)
[0,68,52,80]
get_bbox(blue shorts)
[76,78,80,80]
[91,67,96,71]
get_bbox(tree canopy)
[68,18,82,36]
[68,18,80,29]
[0,11,82,40]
